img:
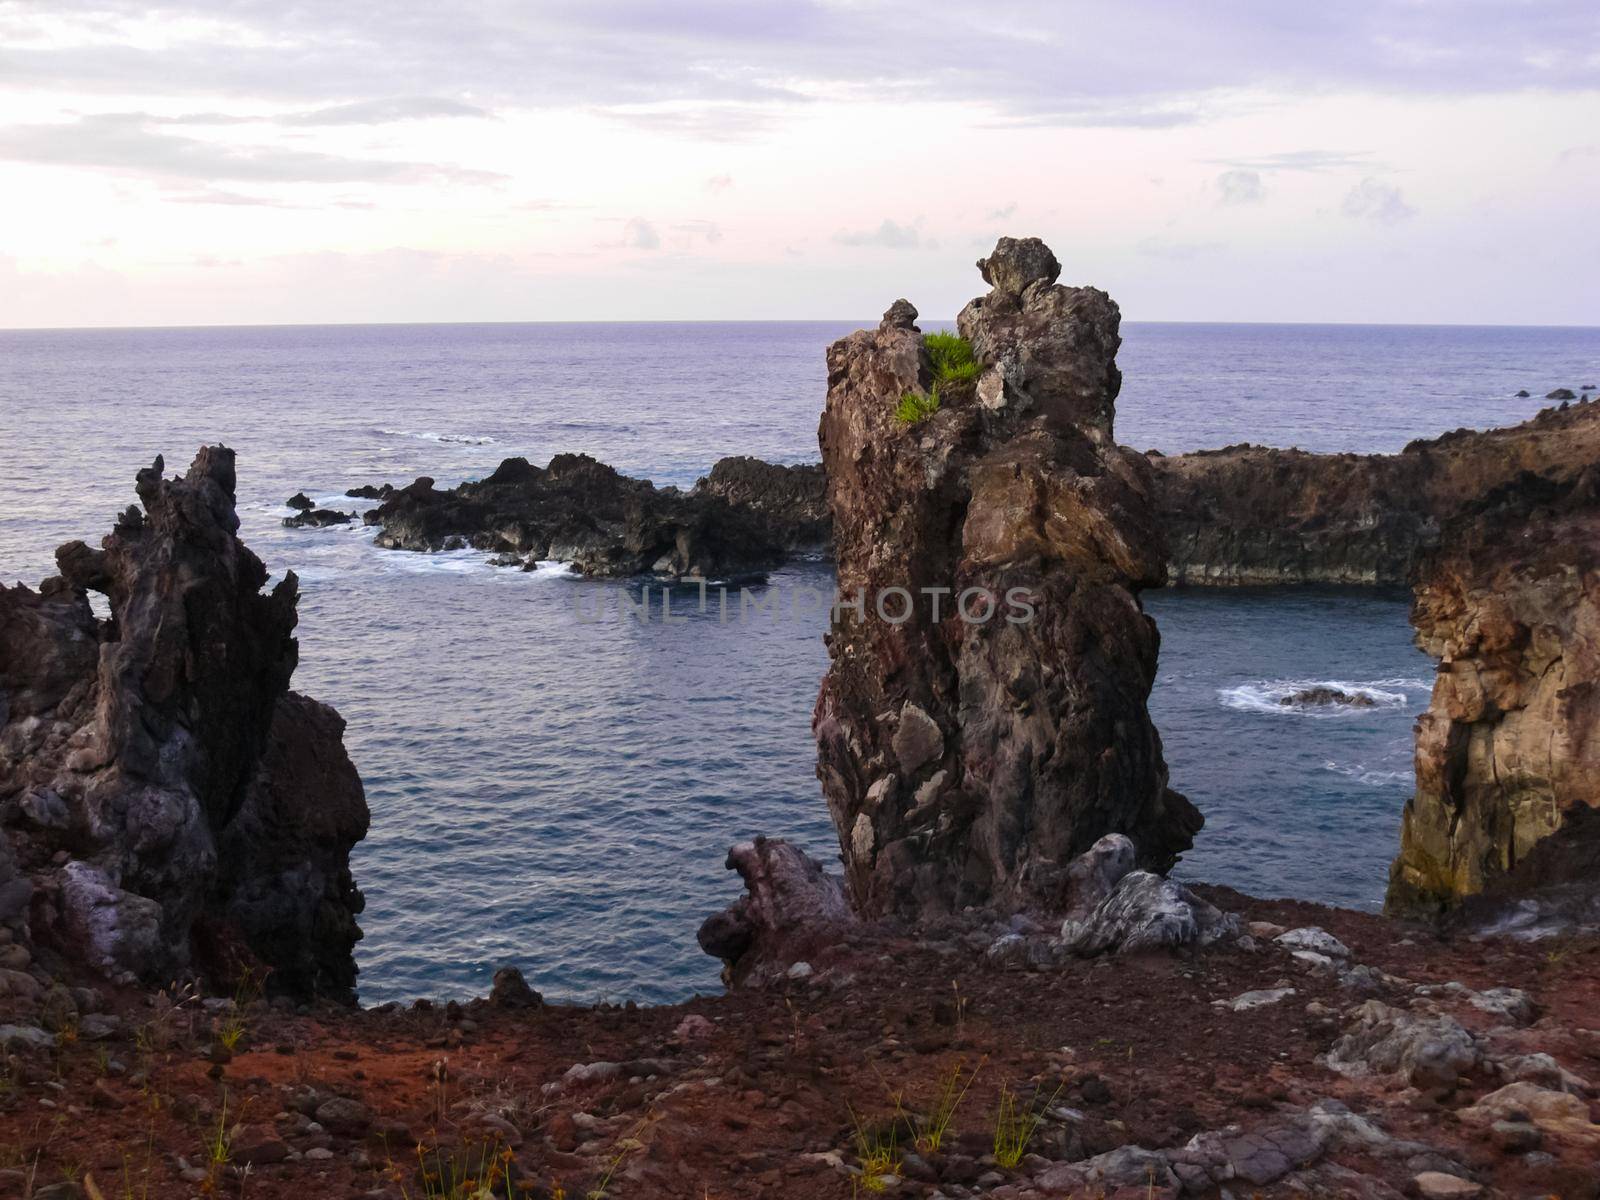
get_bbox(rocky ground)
[2,890,1596,1200]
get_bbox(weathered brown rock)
[0,448,368,1001]
[1148,399,1600,585]
[1387,469,1600,916]
[696,836,854,985]
[813,240,1200,921]
[691,457,830,552]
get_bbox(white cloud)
[623,218,660,250]
[1341,178,1417,225]
[833,219,921,249]
[1216,169,1265,205]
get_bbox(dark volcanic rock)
[1388,468,1600,917]
[286,492,314,511]
[1148,399,1600,585]
[813,238,1200,921]
[1546,388,1577,400]
[691,457,830,552]
[697,836,854,985]
[1279,687,1378,709]
[345,484,393,500]
[282,508,354,529]
[363,452,793,580]
[0,448,368,1001]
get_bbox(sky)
[0,1,1597,328]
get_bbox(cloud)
[704,173,734,193]
[673,220,722,244]
[1341,178,1417,225]
[833,219,921,249]
[281,97,492,126]
[623,218,660,250]
[1211,150,1376,172]
[1,2,1594,135]
[1216,169,1265,205]
[987,203,1018,221]
[1136,236,1225,260]
[0,113,504,185]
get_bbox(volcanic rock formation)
[1147,398,1600,586]
[0,448,369,1001]
[813,237,1201,920]
[361,452,818,580]
[1387,469,1600,917]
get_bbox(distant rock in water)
[361,452,824,580]
[1546,388,1577,400]
[1515,390,1530,398]
[286,492,314,510]
[1388,467,1600,918]
[1148,398,1600,586]
[1279,686,1378,709]
[815,237,1200,921]
[0,448,368,1002]
[344,483,394,500]
[282,507,354,529]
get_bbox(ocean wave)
[1322,760,1412,787]
[376,427,498,446]
[1218,677,1428,717]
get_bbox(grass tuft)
[992,1080,1063,1169]
[846,1100,903,1191]
[915,1056,984,1154]
[894,388,941,426]
[924,331,980,385]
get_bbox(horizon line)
[3,317,1599,335]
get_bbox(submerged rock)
[0,448,368,1001]
[282,507,354,528]
[814,239,1201,920]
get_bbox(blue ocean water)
[1,321,1596,1004]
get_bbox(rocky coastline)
[2,238,1598,1198]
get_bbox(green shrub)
[894,387,941,426]
[925,331,980,385]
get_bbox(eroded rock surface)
[814,238,1201,920]
[1149,398,1600,585]
[361,452,824,580]
[0,447,368,1001]
[1387,469,1600,916]
[696,837,854,986]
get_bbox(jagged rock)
[0,448,368,1001]
[1061,833,1137,918]
[282,508,353,529]
[1148,399,1600,585]
[690,457,830,552]
[488,965,542,1010]
[1058,870,1239,956]
[1459,1081,1600,1147]
[286,492,314,511]
[1274,926,1352,958]
[814,238,1201,920]
[363,452,799,580]
[1324,1000,1480,1088]
[1388,468,1600,915]
[697,837,854,985]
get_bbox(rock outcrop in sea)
[1387,468,1600,917]
[359,452,823,580]
[1147,399,1600,585]
[0,448,368,1002]
[813,237,1201,919]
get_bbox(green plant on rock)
[924,330,980,385]
[846,1099,903,1192]
[915,1056,984,1154]
[894,387,941,426]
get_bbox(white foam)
[1219,677,1429,718]
[377,427,497,446]
[1322,760,1412,786]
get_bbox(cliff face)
[1387,470,1600,916]
[0,448,368,1001]
[813,238,1200,920]
[1148,399,1600,586]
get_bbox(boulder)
[1324,1000,1480,1088]
[697,837,854,985]
[1059,870,1238,956]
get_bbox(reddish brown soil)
[3,890,1597,1199]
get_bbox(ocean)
[2,320,1597,1004]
